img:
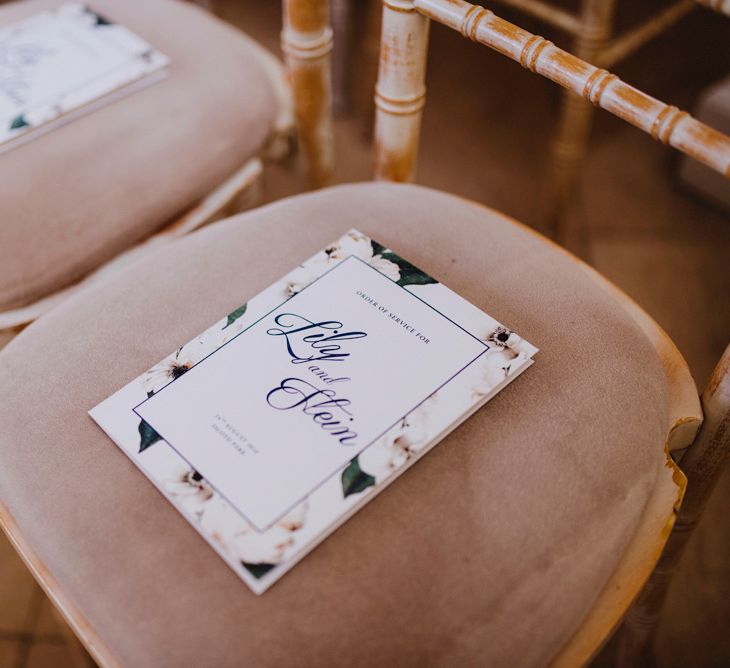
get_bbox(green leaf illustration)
[370,240,438,288]
[222,303,247,330]
[371,240,387,256]
[341,457,376,498]
[383,252,438,288]
[138,419,162,453]
[9,115,29,130]
[242,562,276,579]
[84,8,113,25]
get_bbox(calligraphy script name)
[266,313,367,364]
[266,378,357,445]
[265,312,366,446]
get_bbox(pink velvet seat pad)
[0,0,277,310]
[0,184,670,667]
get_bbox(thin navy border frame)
[133,254,490,533]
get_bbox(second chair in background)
[486,0,730,229]
[0,0,334,335]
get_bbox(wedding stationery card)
[0,3,169,153]
[90,230,538,594]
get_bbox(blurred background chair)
[678,72,730,210]
[486,0,730,234]
[373,0,730,180]
[0,0,334,340]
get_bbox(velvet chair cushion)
[0,184,670,667]
[0,0,278,310]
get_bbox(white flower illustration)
[471,348,528,399]
[324,230,373,262]
[200,496,247,545]
[279,233,402,297]
[486,325,532,355]
[142,337,215,394]
[163,462,214,517]
[358,400,435,481]
[276,501,309,531]
[200,498,308,566]
[357,438,401,480]
[231,526,295,565]
[280,262,326,298]
[369,255,401,282]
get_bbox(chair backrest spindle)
[374,0,429,181]
[282,0,335,187]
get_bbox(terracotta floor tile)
[0,639,19,668]
[32,596,65,640]
[0,536,38,635]
[23,641,75,668]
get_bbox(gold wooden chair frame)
[373,0,730,664]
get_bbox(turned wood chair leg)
[282,0,336,188]
[331,0,353,116]
[49,603,97,668]
[616,345,730,667]
[352,0,383,141]
[544,0,617,240]
[547,92,597,241]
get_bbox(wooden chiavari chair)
[0,0,334,338]
[0,1,728,666]
[373,0,730,663]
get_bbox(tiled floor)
[0,1,728,666]
[0,539,77,668]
